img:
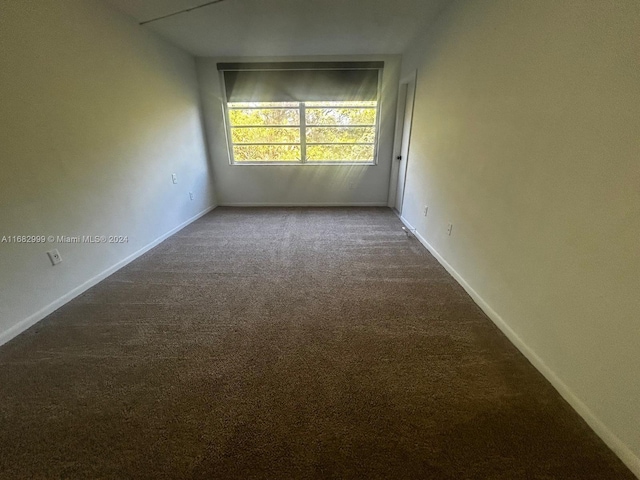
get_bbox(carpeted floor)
[0,207,634,479]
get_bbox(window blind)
[217,62,383,103]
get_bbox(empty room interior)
[1,0,638,478]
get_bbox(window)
[218,62,383,165]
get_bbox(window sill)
[230,162,377,166]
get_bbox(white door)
[394,74,417,214]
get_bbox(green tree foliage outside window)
[227,101,378,164]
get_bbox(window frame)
[219,69,383,166]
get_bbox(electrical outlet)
[189,192,194,201]
[171,173,178,184]
[47,249,62,266]
[447,223,453,236]
[423,206,429,217]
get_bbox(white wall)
[399,0,640,475]
[0,0,216,343]
[196,55,400,206]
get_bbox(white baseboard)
[219,202,389,207]
[396,213,640,479]
[0,205,217,347]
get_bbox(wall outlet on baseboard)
[171,173,177,184]
[447,223,453,236]
[423,206,429,217]
[189,192,194,201]
[47,249,62,266]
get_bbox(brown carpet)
[0,207,634,479]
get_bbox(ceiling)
[103,0,451,57]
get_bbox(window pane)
[228,109,300,126]
[232,127,300,144]
[306,145,375,162]
[306,108,376,126]
[306,127,375,144]
[233,145,301,162]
